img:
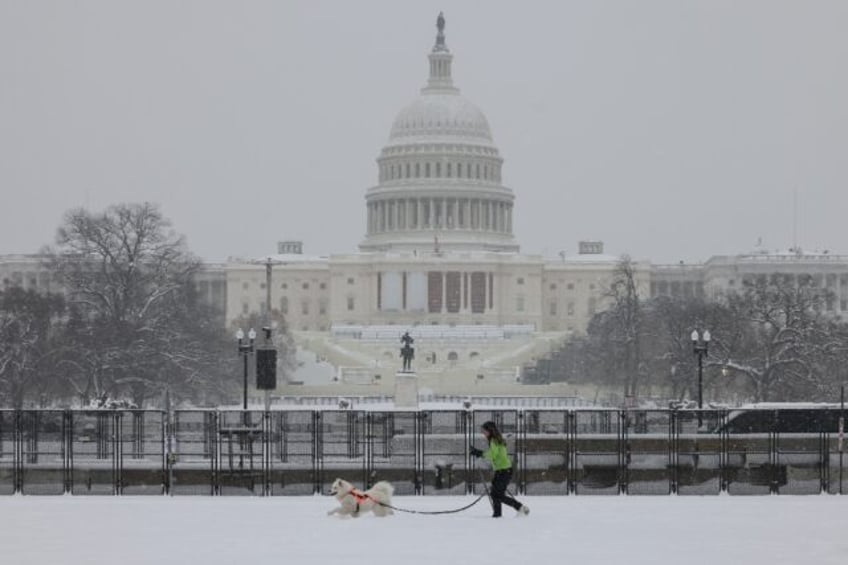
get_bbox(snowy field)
[1,495,846,565]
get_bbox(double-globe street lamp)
[236,328,256,411]
[691,329,711,427]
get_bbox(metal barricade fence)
[0,410,16,494]
[0,408,845,496]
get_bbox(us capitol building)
[222,16,640,396]
[3,16,848,400]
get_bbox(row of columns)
[379,160,502,184]
[367,198,513,235]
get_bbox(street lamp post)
[236,328,256,411]
[691,329,711,427]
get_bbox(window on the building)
[242,303,249,315]
[302,301,310,315]
[444,272,461,313]
[425,163,430,177]
[549,301,557,316]
[242,282,249,290]
[281,283,287,289]
[347,277,355,285]
[549,283,557,290]
[447,162,452,178]
[517,277,524,285]
[319,301,327,315]
[347,296,355,311]
[567,302,575,316]
[319,282,326,290]
[280,297,288,315]
[516,296,525,312]
[588,297,597,315]
[567,283,574,290]
[302,283,309,290]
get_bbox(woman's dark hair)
[481,421,505,445]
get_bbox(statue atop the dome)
[434,11,447,51]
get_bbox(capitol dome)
[360,14,518,254]
[389,94,493,143]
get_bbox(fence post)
[64,410,73,494]
[415,411,424,495]
[14,410,21,494]
[517,411,526,495]
[313,411,322,495]
[465,410,474,495]
[669,410,678,495]
[619,410,629,494]
[567,410,576,495]
[114,411,122,495]
[163,410,171,496]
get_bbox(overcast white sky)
[1,1,846,264]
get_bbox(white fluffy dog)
[327,478,395,518]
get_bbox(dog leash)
[375,468,493,515]
[376,492,488,515]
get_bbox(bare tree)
[602,256,645,398]
[0,288,65,407]
[46,203,232,406]
[722,275,836,401]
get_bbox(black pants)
[490,468,522,517]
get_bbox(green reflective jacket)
[483,441,512,471]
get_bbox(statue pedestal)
[394,371,418,409]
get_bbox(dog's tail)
[371,481,395,498]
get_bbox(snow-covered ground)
[1,495,846,564]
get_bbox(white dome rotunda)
[360,13,518,253]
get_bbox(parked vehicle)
[716,404,846,434]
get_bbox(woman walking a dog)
[470,421,530,518]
